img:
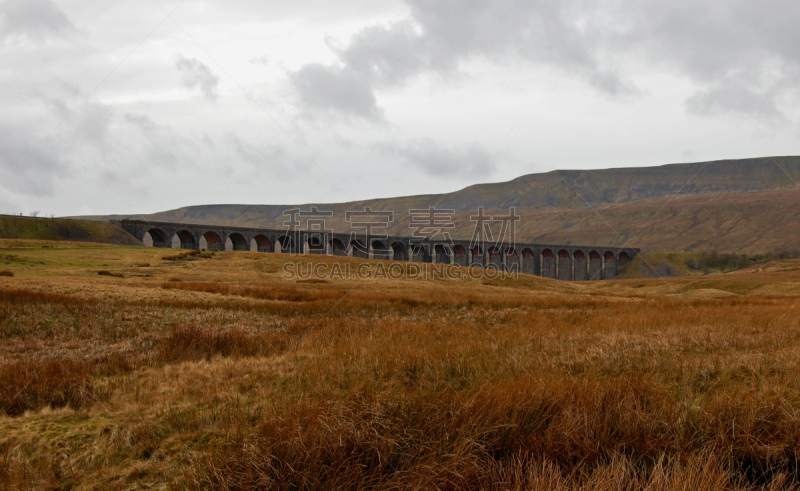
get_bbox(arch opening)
[227,232,248,251]
[603,251,617,280]
[487,246,502,269]
[251,234,271,252]
[391,242,407,261]
[503,247,519,272]
[557,249,572,281]
[410,244,429,263]
[329,238,346,256]
[541,248,556,278]
[305,233,326,254]
[371,239,391,260]
[202,231,223,251]
[144,228,169,248]
[276,235,294,254]
[453,244,467,266]
[434,244,451,264]
[588,250,602,281]
[174,230,196,249]
[469,245,484,267]
[573,250,588,281]
[520,247,535,276]
[350,239,368,259]
[619,251,631,262]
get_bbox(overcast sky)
[2,0,799,216]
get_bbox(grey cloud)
[0,0,77,44]
[623,0,800,118]
[175,55,219,101]
[292,0,800,121]
[686,80,783,120]
[392,139,496,178]
[0,123,75,196]
[336,20,428,87]
[289,63,383,120]
[289,1,634,120]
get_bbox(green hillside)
[0,215,141,245]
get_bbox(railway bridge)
[119,219,638,281]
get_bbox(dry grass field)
[2,239,800,489]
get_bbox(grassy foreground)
[2,239,800,489]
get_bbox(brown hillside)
[84,157,800,253]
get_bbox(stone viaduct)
[119,219,638,281]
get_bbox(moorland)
[2,239,800,489]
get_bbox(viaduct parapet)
[119,219,638,281]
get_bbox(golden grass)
[0,358,95,417]
[3,239,800,488]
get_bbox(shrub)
[684,257,700,270]
[0,270,13,277]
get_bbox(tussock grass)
[0,358,95,416]
[0,270,12,277]
[156,326,289,363]
[181,380,800,490]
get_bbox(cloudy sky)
[2,0,799,216]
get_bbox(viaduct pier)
[119,219,638,281]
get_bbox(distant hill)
[86,156,800,253]
[0,215,141,245]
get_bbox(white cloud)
[1,0,800,216]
